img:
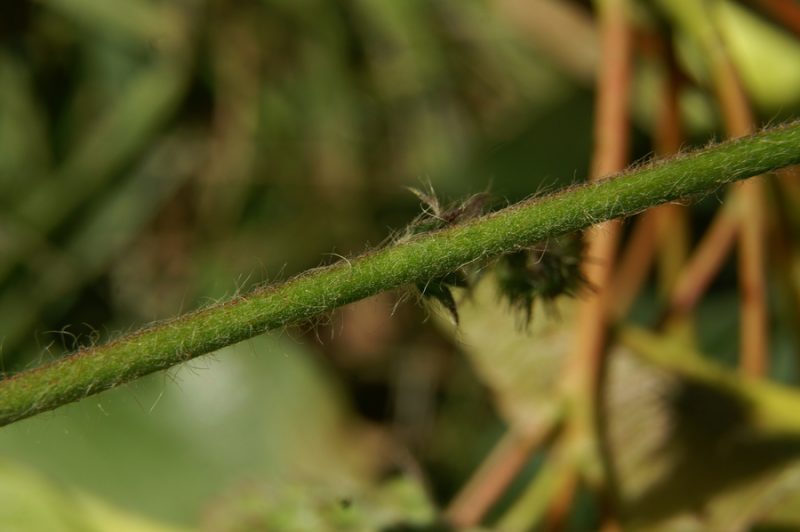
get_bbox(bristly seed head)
[495,234,587,326]
[407,188,586,326]
[407,187,490,323]
[405,187,491,237]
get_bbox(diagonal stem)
[2,122,800,427]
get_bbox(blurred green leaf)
[0,335,402,526]
[716,0,800,111]
[0,130,202,360]
[0,460,186,532]
[202,475,436,532]
[432,273,568,433]
[0,53,50,199]
[608,328,800,530]
[40,0,184,50]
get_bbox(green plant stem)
[2,122,800,427]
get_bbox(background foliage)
[2,0,800,530]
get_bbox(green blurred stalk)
[2,121,800,427]
[620,326,800,435]
[41,0,184,50]
[0,132,202,362]
[0,60,188,285]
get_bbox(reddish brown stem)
[563,0,632,382]
[561,0,633,523]
[612,213,659,319]
[445,425,553,528]
[745,0,800,37]
[492,0,598,84]
[563,0,632,401]
[543,462,580,531]
[668,203,740,316]
[660,9,770,377]
[612,30,689,319]
[711,26,769,378]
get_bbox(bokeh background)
[2,0,800,530]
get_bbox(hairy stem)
[2,122,800,426]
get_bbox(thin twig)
[559,0,633,527]
[612,29,688,319]
[445,422,556,527]
[576,0,632,475]
[655,0,770,376]
[708,1,770,377]
[667,201,739,317]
